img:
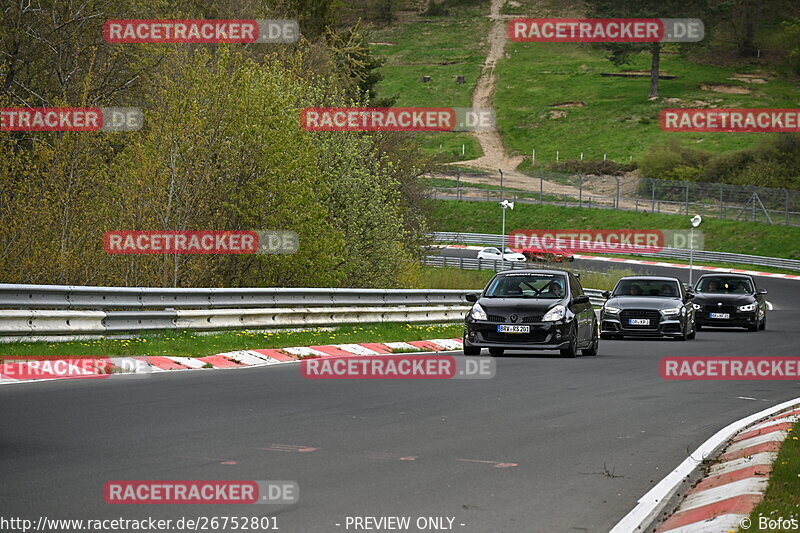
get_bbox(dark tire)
[488,348,504,356]
[759,314,766,331]
[687,326,696,340]
[581,333,599,356]
[747,322,759,332]
[560,327,578,358]
[463,338,480,356]
[600,332,614,340]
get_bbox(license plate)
[628,318,650,326]
[497,325,530,334]
[709,313,730,319]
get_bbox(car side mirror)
[757,288,768,295]
[602,290,611,299]
[572,295,590,306]
[465,293,479,303]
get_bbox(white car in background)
[477,247,527,262]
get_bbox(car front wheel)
[560,325,578,358]
[463,337,481,356]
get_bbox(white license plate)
[709,313,730,319]
[497,325,530,334]
[628,318,650,326]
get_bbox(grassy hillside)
[429,199,800,260]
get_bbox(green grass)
[496,41,800,165]
[370,4,489,159]
[372,2,799,166]
[741,421,800,532]
[429,199,800,260]
[0,323,463,358]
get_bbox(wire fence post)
[579,174,583,207]
[540,175,543,203]
[651,178,656,212]
[614,176,620,209]
[786,189,790,226]
[684,181,689,215]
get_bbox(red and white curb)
[0,338,464,384]
[573,254,800,281]
[611,400,800,533]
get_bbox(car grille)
[486,314,505,322]
[619,309,661,329]
[702,304,737,314]
[485,330,550,343]
[522,314,544,323]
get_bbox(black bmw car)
[600,276,696,340]
[692,273,768,331]
[463,269,598,358]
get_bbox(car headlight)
[469,303,488,321]
[661,307,681,317]
[542,305,566,322]
[692,303,701,310]
[603,305,621,315]
[738,303,757,312]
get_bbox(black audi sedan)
[692,273,767,331]
[463,269,597,358]
[600,276,696,340]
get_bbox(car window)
[695,277,753,293]
[568,274,584,296]
[613,279,681,297]
[485,274,567,299]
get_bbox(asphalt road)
[2,270,799,533]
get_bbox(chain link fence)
[429,170,800,226]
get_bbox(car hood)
[605,296,684,310]
[691,293,755,306]
[478,297,565,313]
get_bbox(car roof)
[496,269,569,276]
[617,276,680,282]
[696,272,753,279]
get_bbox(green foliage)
[549,159,636,176]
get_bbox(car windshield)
[613,279,680,297]
[485,274,566,299]
[695,277,753,293]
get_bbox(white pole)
[462,144,465,156]
[502,208,506,259]
[580,152,583,160]
[689,226,694,284]
[532,149,535,166]
[603,153,607,160]
[556,150,559,162]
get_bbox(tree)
[585,0,708,99]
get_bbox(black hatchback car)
[463,269,598,358]
[600,276,696,340]
[692,273,768,331]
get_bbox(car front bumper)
[464,320,573,350]
[696,311,758,328]
[601,315,686,337]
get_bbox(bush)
[548,159,636,176]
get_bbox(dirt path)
[455,0,525,172]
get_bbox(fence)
[430,170,800,226]
[0,283,606,338]
[428,232,800,272]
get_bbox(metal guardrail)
[0,283,606,338]
[429,232,800,272]
[0,284,468,310]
